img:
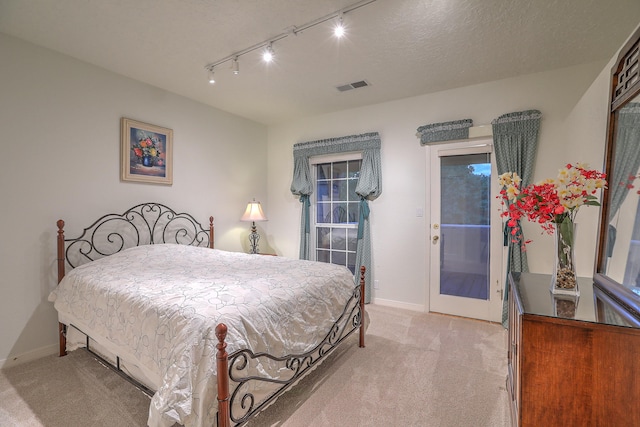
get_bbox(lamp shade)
[241,201,267,222]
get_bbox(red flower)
[498,164,607,247]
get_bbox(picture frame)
[121,118,173,185]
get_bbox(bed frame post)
[57,220,66,283]
[209,216,215,249]
[56,220,68,357]
[359,266,366,348]
[215,323,230,427]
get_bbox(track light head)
[232,57,239,75]
[334,13,346,38]
[208,68,215,84]
[263,43,274,63]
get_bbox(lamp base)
[248,222,260,254]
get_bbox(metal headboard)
[58,202,214,271]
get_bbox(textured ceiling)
[1,0,639,125]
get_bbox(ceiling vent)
[336,80,370,92]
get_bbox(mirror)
[600,96,640,284]
[595,25,640,320]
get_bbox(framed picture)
[121,118,173,185]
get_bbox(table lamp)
[240,200,268,254]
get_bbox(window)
[312,155,362,274]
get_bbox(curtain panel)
[416,119,473,145]
[609,103,640,222]
[492,109,542,327]
[290,132,382,302]
[606,103,640,257]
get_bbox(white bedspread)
[48,244,357,427]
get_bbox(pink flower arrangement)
[498,163,607,245]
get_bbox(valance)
[292,132,381,159]
[491,110,542,127]
[416,119,473,145]
[491,109,541,189]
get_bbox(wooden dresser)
[507,272,640,427]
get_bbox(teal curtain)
[609,103,640,222]
[290,154,314,260]
[290,132,382,302]
[417,119,473,145]
[492,110,542,328]
[606,103,640,258]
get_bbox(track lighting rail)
[204,0,377,74]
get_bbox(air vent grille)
[336,80,370,92]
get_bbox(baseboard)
[0,344,58,370]
[371,297,426,312]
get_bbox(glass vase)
[550,219,579,296]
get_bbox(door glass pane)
[440,154,490,300]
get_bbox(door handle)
[432,235,439,244]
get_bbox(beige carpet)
[0,305,510,426]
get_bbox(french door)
[427,140,503,322]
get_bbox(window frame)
[310,152,363,273]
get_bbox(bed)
[49,203,366,427]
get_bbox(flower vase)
[142,155,153,167]
[550,219,579,296]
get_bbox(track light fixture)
[208,68,215,84]
[232,57,239,75]
[262,43,274,63]
[203,0,377,82]
[334,13,346,38]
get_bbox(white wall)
[0,34,267,366]
[266,60,610,312]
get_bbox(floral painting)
[121,118,173,185]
